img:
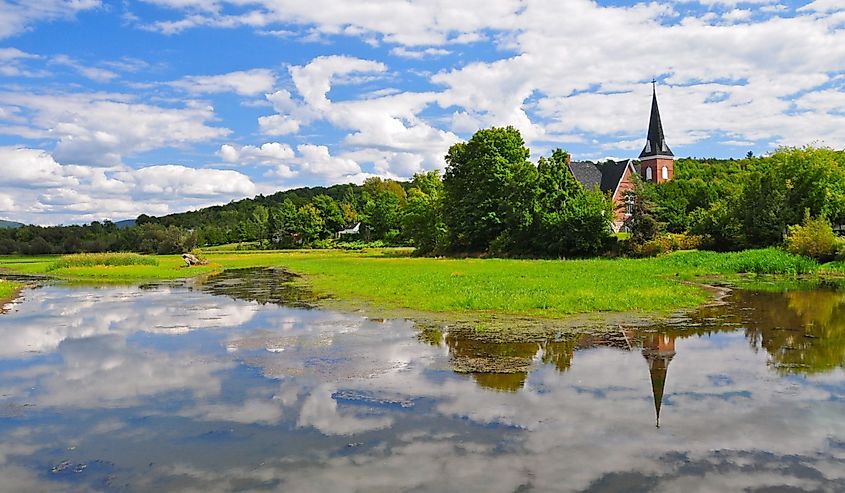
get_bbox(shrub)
[628,233,704,258]
[785,212,839,262]
[47,252,159,271]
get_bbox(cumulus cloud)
[0,91,230,165]
[0,147,256,224]
[220,141,366,182]
[139,0,522,46]
[253,55,460,180]
[218,142,295,165]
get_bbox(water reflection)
[0,278,844,491]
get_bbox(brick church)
[568,82,674,231]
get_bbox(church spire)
[639,81,673,159]
[642,333,676,428]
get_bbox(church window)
[662,166,669,180]
[646,167,653,180]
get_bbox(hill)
[0,219,23,229]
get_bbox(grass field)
[0,248,826,319]
[0,254,218,282]
[0,279,22,305]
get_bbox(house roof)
[568,161,603,191]
[639,83,673,159]
[569,159,634,196]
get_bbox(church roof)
[639,83,673,159]
[569,161,603,191]
[569,159,634,196]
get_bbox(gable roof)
[569,159,635,197]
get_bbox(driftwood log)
[182,253,203,266]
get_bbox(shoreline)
[0,279,25,312]
[0,249,838,325]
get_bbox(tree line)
[639,146,845,255]
[1,126,843,258]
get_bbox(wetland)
[1,268,845,491]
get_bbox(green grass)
[0,279,22,304]
[655,248,819,276]
[0,247,830,318]
[47,252,159,271]
[0,254,217,282]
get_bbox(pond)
[1,270,845,492]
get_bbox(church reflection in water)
[422,285,845,427]
[420,324,678,427]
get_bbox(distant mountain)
[115,219,136,229]
[0,219,23,229]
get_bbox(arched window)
[646,167,653,180]
[662,166,669,180]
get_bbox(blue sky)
[1,0,844,224]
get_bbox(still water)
[1,271,845,492]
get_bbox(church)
[568,83,674,231]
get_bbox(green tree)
[402,171,448,254]
[442,126,533,252]
[311,194,344,237]
[252,205,269,244]
[297,204,324,245]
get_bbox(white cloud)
[0,47,41,76]
[799,0,845,13]
[219,142,295,165]
[141,0,522,46]
[0,91,230,165]
[0,147,256,224]
[170,68,277,96]
[390,47,451,59]
[256,56,460,177]
[50,54,118,82]
[126,164,256,197]
[0,147,76,187]
[0,0,101,39]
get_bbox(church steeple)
[642,333,676,428]
[640,80,673,159]
[639,80,675,183]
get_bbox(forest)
[1,127,844,259]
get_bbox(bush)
[785,213,840,262]
[628,233,705,258]
[47,253,158,271]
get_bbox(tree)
[625,179,660,245]
[252,205,269,244]
[530,150,612,257]
[402,171,448,254]
[296,204,324,245]
[442,126,533,252]
[365,190,402,241]
[311,194,344,238]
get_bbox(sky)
[0,0,844,225]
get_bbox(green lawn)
[0,248,826,319]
